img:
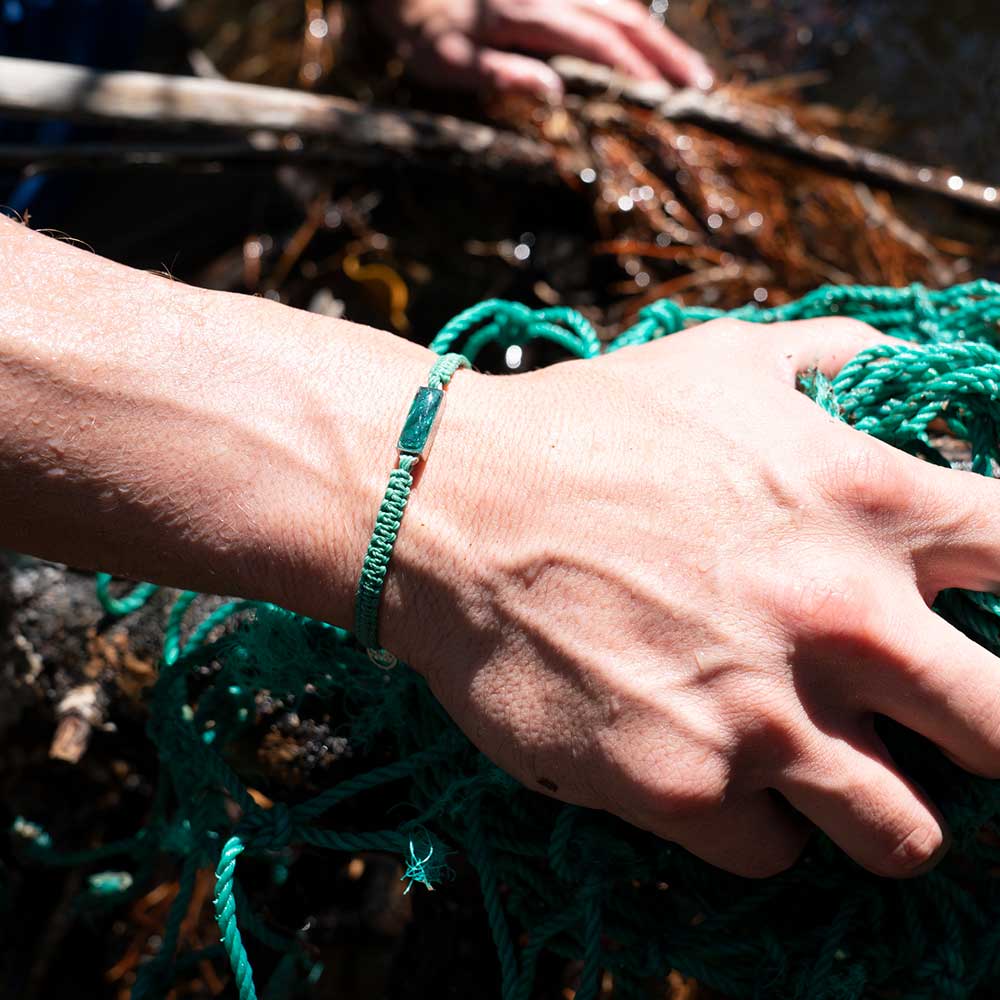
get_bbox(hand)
[9,219,994,881]
[383,316,1000,878]
[372,0,713,97]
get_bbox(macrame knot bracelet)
[354,353,470,667]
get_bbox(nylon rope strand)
[13,280,1000,1000]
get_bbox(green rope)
[467,801,520,1000]
[96,572,160,616]
[214,835,257,1000]
[578,881,604,1000]
[16,281,1000,1000]
[132,854,198,999]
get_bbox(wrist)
[377,359,606,680]
[0,218,501,649]
[231,295,444,630]
[372,364,509,670]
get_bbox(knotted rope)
[13,281,1000,1000]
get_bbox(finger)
[763,318,906,384]
[779,732,947,877]
[641,791,811,878]
[494,10,662,82]
[620,21,714,89]
[474,48,565,97]
[754,324,1000,597]
[414,32,564,97]
[667,317,903,386]
[898,459,1000,595]
[865,599,1000,778]
[577,0,715,88]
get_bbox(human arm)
[0,214,459,631]
[371,0,714,97]
[6,215,1000,879]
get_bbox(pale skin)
[7,211,1000,880]
[4,0,999,882]
[372,0,715,96]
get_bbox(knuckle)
[599,735,731,826]
[827,317,881,343]
[874,822,944,878]
[701,317,757,347]
[777,569,876,644]
[734,709,808,773]
[817,443,903,517]
[691,318,780,366]
[646,772,727,824]
[652,318,761,364]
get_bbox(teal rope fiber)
[16,281,1000,1000]
[215,835,256,1000]
[353,453,418,655]
[96,572,160,616]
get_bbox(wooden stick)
[553,56,1000,215]
[3,55,994,214]
[0,56,559,179]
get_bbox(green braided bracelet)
[354,352,470,666]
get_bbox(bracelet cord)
[354,352,470,660]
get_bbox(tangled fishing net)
[13,280,1000,1000]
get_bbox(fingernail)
[694,66,715,91]
[532,70,564,103]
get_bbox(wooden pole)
[0,56,559,179]
[2,55,996,213]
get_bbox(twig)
[3,54,992,217]
[50,682,107,764]
[0,56,559,179]
[553,56,1000,215]
[852,184,962,287]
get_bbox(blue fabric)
[0,0,148,216]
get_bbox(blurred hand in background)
[372,0,713,98]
